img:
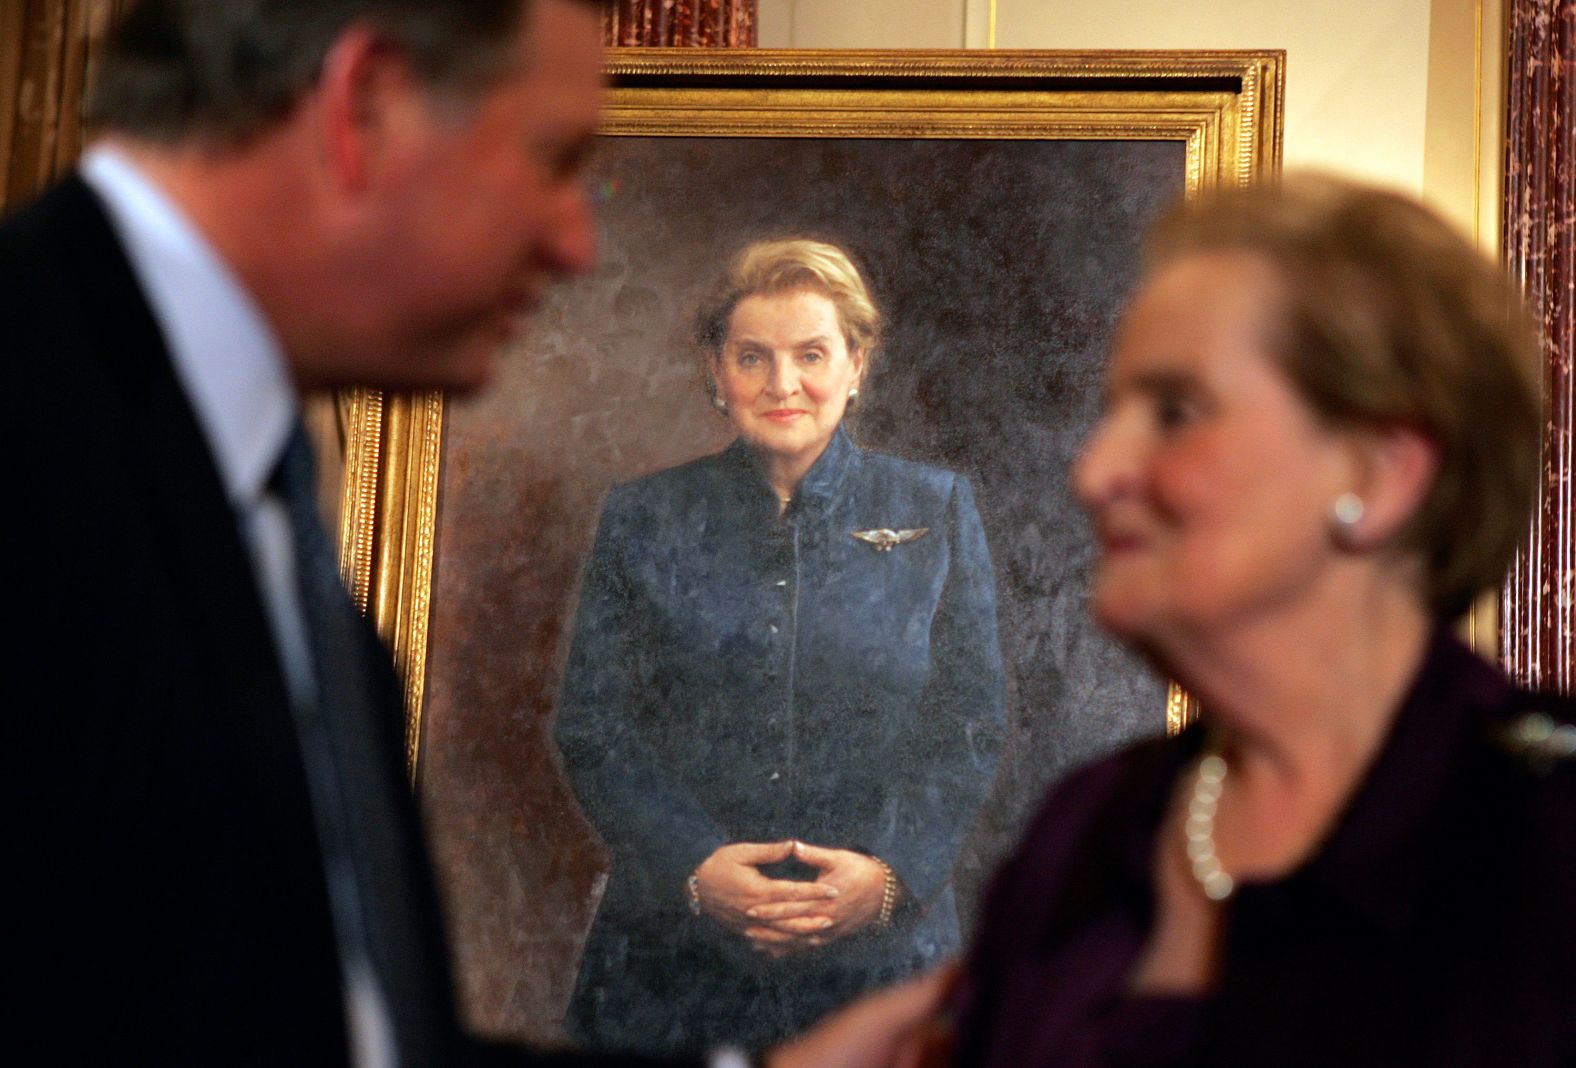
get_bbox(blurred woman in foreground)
[945,175,1576,1066]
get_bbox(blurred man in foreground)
[4,1,940,1063]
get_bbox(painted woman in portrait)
[553,239,1006,1055]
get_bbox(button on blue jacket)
[554,427,1006,1053]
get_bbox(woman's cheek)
[1149,434,1235,524]
[798,376,832,407]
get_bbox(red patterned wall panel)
[603,0,757,48]
[1502,0,1575,693]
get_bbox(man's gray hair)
[86,0,550,145]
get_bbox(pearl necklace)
[1183,752,1235,901]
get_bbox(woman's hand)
[693,841,841,956]
[743,841,896,951]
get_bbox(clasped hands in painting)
[693,840,892,957]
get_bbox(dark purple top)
[953,630,1576,1067]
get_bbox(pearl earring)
[706,376,727,414]
[1330,492,1365,546]
[848,387,860,400]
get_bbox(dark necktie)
[271,422,441,1064]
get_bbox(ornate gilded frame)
[335,49,1285,772]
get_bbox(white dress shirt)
[80,145,397,1068]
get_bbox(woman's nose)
[1072,415,1138,510]
[765,357,800,398]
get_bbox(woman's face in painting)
[1072,251,1362,649]
[713,287,865,472]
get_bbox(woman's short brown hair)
[695,238,882,361]
[1147,173,1541,618]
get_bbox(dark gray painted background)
[421,135,1186,1041]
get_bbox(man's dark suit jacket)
[5,177,679,1066]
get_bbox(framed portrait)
[335,48,1282,1051]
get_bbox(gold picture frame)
[336,48,1282,1042]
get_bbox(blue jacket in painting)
[554,427,1007,1054]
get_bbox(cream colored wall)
[1422,0,1503,245]
[758,0,1502,244]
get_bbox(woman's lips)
[762,409,808,422]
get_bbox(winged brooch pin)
[851,527,930,552]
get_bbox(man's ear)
[1344,423,1439,550]
[313,24,418,195]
